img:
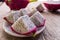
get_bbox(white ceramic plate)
[3,21,45,37]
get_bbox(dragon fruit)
[11,15,37,35]
[30,11,46,27]
[3,10,22,24]
[21,8,37,17]
[5,0,29,10]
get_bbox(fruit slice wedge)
[11,15,37,35]
[3,10,22,24]
[30,11,46,27]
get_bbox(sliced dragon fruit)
[21,8,37,17]
[26,2,44,12]
[30,11,46,27]
[3,12,14,24]
[11,15,37,35]
[3,10,22,24]
[36,3,44,12]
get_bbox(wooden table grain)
[0,2,60,40]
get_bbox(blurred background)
[0,0,60,13]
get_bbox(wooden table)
[0,2,60,40]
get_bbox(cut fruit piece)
[30,11,46,27]
[3,13,13,24]
[26,2,44,12]
[36,3,44,12]
[21,8,37,17]
[11,15,37,35]
[3,10,22,24]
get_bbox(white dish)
[3,21,45,37]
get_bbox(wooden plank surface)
[0,2,60,40]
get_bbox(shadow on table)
[48,10,60,15]
[2,30,44,40]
